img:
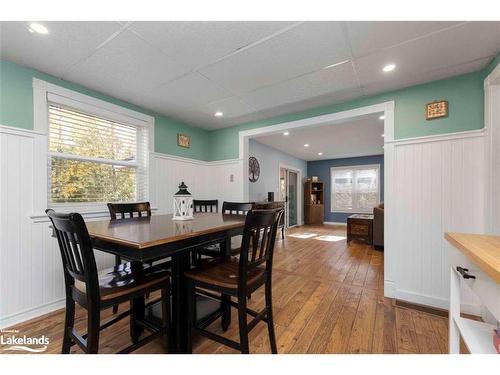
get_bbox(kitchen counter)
[445,232,500,283]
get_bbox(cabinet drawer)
[450,247,500,320]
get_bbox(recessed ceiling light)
[318,152,323,156]
[382,63,396,73]
[381,134,385,138]
[379,115,385,120]
[28,23,48,35]
[304,144,309,147]
[283,131,289,136]
[323,59,350,70]
[214,111,223,117]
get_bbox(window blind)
[48,103,148,204]
[331,165,380,213]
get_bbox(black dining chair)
[107,202,167,313]
[46,209,172,354]
[184,208,284,353]
[191,201,253,266]
[191,200,221,266]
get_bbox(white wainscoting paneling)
[0,130,242,328]
[149,153,243,214]
[386,130,485,312]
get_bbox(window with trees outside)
[49,103,149,205]
[331,165,380,213]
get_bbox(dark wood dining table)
[85,212,246,353]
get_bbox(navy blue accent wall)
[307,154,384,223]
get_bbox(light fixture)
[379,115,385,120]
[283,131,289,136]
[304,143,309,147]
[323,59,350,70]
[381,134,385,138]
[214,111,223,117]
[382,63,396,73]
[28,23,49,35]
[318,152,323,156]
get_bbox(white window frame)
[32,78,154,214]
[330,164,381,214]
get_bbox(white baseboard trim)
[384,280,395,298]
[394,288,481,316]
[323,221,347,226]
[0,298,65,329]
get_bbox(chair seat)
[184,259,265,290]
[74,262,170,303]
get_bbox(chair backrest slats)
[107,202,152,220]
[238,209,284,290]
[46,209,99,295]
[222,201,253,216]
[193,199,219,213]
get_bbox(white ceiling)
[1,21,499,130]
[253,113,384,161]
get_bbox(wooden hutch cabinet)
[304,180,324,225]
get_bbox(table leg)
[130,261,145,343]
[220,234,232,331]
[171,251,191,353]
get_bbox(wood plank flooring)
[1,224,450,354]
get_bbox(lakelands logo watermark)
[1,329,49,353]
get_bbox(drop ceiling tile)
[0,21,122,77]
[201,96,255,118]
[344,21,462,58]
[129,21,295,69]
[242,61,358,110]
[355,22,500,88]
[362,56,493,96]
[152,73,231,108]
[64,29,190,103]
[199,22,352,95]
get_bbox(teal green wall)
[0,60,210,160]
[2,53,499,163]
[207,70,487,161]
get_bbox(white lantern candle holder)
[172,181,194,220]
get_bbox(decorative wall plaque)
[177,133,191,148]
[426,100,448,120]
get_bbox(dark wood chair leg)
[265,280,278,354]
[185,281,196,354]
[130,296,145,344]
[282,227,285,240]
[237,296,250,354]
[112,255,121,314]
[61,297,75,354]
[161,287,172,353]
[86,308,100,354]
[221,293,231,331]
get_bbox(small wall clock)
[248,156,260,183]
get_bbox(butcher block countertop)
[445,232,500,284]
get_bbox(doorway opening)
[280,166,299,228]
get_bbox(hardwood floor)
[1,224,449,354]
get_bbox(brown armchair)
[373,202,384,249]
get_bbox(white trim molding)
[484,60,500,235]
[238,101,395,296]
[31,78,155,216]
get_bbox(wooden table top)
[86,213,246,249]
[445,232,500,283]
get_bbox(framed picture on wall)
[177,133,191,148]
